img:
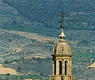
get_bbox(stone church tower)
[49,24,74,80]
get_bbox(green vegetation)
[0,74,49,80]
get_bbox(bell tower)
[49,24,74,80]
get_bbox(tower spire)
[58,12,66,40]
[49,12,74,80]
[59,24,66,39]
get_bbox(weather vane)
[58,11,64,25]
[57,12,66,39]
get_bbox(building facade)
[49,24,74,80]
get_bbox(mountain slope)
[1,0,95,36]
[0,0,95,79]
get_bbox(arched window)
[65,61,68,75]
[54,61,56,75]
[59,61,62,75]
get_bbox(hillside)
[0,29,53,76]
[0,0,95,54]
[0,64,17,75]
[0,0,95,80]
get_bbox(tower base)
[49,75,74,80]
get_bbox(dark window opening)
[65,61,68,75]
[59,61,62,75]
[54,61,56,75]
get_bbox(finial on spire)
[59,24,66,39]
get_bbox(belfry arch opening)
[65,60,68,75]
[59,61,62,75]
[54,61,56,75]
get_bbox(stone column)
[49,76,51,80]
[56,60,59,75]
[52,61,54,75]
[62,60,64,75]
[69,59,72,74]
[67,60,69,75]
